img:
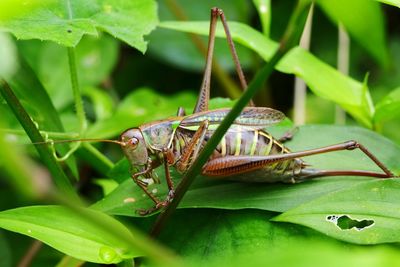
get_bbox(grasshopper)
[117,8,394,214]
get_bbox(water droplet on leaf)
[99,246,118,263]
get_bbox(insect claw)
[137,208,152,216]
[137,200,170,216]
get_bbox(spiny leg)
[176,120,210,173]
[139,121,210,215]
[134,153,177,216]
[162,149,175,201]
[193,7,253,114]
[202,140,394,179]
[131,169,162,213]
[129,160,169,215]
[218,8,250,98]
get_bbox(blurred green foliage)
[0,0,400,266]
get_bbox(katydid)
[117,8,394,214]
[33,8,394,215]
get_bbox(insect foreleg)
[131,166,161,204]
[162,149,175,199]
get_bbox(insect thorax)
[141,119,179,153]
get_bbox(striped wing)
[180,107,285,130]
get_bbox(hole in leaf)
[326,215,374,231]
[67,29,72,33]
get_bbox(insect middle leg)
[176,120,210,173]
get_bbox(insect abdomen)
[208,129,303,181]
[212,129,289,158]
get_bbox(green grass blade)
[0,80,78,200]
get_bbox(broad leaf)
[86,88,197,139]
[18,35,119,110]
[377,0,400,8]
[253,0,271,36]
[159,210,327,260]
[0,32,18,79]
[374,87,400,124]
[92,125,400,218]
[158,209,400,266]
[4,59,78,176]
[159,21,374,127]
[0,206,141,263]
[148,0,253,71]
[0,118,45,198]
[273,179,400,244]
[317,0,387,66]
[0,0,158,52]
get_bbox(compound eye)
[128,137,139,147]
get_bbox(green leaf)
[86,88,197,139]
[159,210,325,260]
[56,256,84,267]
[253,0,271,36]
[200,244,400,267]
[374,87,400,124]
[159,209,400,266]
[159,21,374,127]
[0,206,141,263]
[4,58,78,177]
[273,179,400,244]
[19,34,119,109]
[148,0,253,71]
[83,86,115,121]
[0,0,158,52]
[93,178,119,195]
[0,117,47,198]
[376,0,400,8]
[317,0,388,66]
[0,32,18,79]
[93,125,399,217]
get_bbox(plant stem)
[336,23,349,125]
[17,240,43,267]
[67,47,87,135]
[164,0,242,98]
[293,3,313,125]
[149,0,312,237]
[0,80,79,201]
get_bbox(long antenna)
[29,138,126,146]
